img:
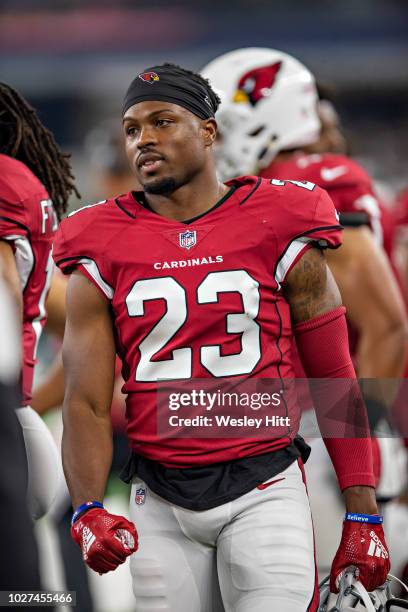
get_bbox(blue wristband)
[345,512,383,525]
[72,501,104,525]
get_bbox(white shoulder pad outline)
[68,200,107,218]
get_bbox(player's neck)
[143,168,228,222]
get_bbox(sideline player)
[55,64,389,612]
[201,48,407,389]
[201,49,407,464]
[0,82,79,519]
[201,47,408,574]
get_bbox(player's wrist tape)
[72,501,104,525]
[344,512,383,524]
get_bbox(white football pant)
[129,460,318,612]
[16,406,61,520]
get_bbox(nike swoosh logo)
[257,477,285,490]
[321,166,348,181]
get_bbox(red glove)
[330,521,390,593]
[71,508,138,574]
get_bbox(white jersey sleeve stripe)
[2,235,34,291]
[77,257,114,300]
[275,237,312,287]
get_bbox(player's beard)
[143,176,178,195]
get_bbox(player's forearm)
[297,318,377,492]
[287,252,376,492]
[62,399,113,508]
[343,485,378,514]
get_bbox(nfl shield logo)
[179,230,197,250]
[135,487,146,505]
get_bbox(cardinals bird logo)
[138,71,160,84]
[234,62,282,106]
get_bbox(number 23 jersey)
[53,176,342,466]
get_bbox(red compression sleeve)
[294,306,375,490]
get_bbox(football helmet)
[201,47,320,180]
[319,566,408,611]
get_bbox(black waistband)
[120,436,310,511]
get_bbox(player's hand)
[330,521,390,593]
[71,508,138,574]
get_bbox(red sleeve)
[53,209,114,300]
[0,195,28,240]
[272,184,343,287]
[294,307,375,490]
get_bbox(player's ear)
[201,118,217,147]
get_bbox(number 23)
[126,270,261,381]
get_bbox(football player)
[0,82,79,519]
[201,47,408,577]
[55,64,389,612]
[201,48,406,388]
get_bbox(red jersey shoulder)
[53,195,136,288]
[228,174,321,211]
[0,154,49,202]
[265,153,372,191]
[230,175,337,225]
[54,198,115,261]
[228,176,342,255]
[0,154,55,238]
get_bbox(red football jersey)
[263,153,385,247]
[263,152,395,376]
[0,154,57,405]
[53,176,342,467]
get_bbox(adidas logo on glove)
[367,530,389,559]
[82,526,96,559]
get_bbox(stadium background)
[1,0,407,610]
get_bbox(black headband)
[122,64,219,119]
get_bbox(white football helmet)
[201,47,320,180]
[319,567,408,611]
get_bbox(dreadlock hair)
[0,83,80,220]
